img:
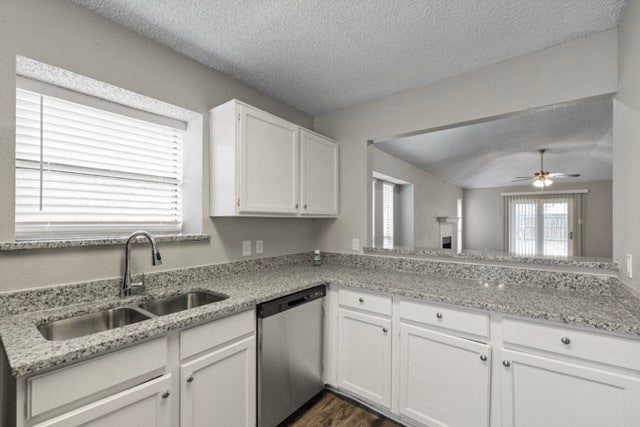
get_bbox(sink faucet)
[121,231,162,297]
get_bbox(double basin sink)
[37,291,228,341]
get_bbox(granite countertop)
[364,246,618,270]
[2,263,639,377]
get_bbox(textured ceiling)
[374,98,613,189]
[72,0,626,115]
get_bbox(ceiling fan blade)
[548,173,581,178]
[511,178,533,182]
[513,176,534,179]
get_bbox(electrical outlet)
[352,238,360,251]
[242,240,251,257]
[256,240,264,254]
[627,254,633,279]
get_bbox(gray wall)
[614,0,640,290]
[372,148,462,248]
[463,181,613,258]
[0,0,317,291]
[313,30,617,255]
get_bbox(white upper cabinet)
[239,104,299,214]
[210,100,339,217]
[300,129,339,216]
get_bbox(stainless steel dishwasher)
[257,285,326,427]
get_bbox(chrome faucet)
[121,231,162,297]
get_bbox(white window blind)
[382,181,394,248]
[504,193,582,257]
[15,82,185,240]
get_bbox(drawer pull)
[161,390,170,399]
[382,327,388,333]
[436,312,443,319]
[480,354,488,362]
[359,297,364,303]
[186,374,195,383]
[502,360,511,367]
[561,336,571,345]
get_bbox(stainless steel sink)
[138,291,228,316]
[38,307,151,341]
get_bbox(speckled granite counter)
[1,260,639,378]
[364,246,618,270]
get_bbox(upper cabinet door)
[238,105,299,215]
[300,130,339,216]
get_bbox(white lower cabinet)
[180,336,256,427]
[18,310,256,427]
[398,323,491,427]
[337,308,392,408]
[500,349,640,427]
[331,287,640,427]
[34,374,172,427]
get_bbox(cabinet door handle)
[561,336,571,345]
[436,312,443,319]
[358,297,364,303]
[304,204,307,209]
[382,327,388,333]
[295,203,299,208]
[186,374,195,383]
[480,354,488,362]
[161,390,170,399]
[502,360,511,367]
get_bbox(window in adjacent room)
[456,197,463,253]
[382,181,395,248]
[15,77,187,240]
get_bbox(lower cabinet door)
[337,308,392,408]
[398,323,491,427]
[180,336,256,427]
[501,349,640,427]
[34,374,172,427]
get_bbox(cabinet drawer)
[28,338,167,419]
[180,309,255,359]
[339,288,392,316]
[399,299,489,338]
[503,318,640,371]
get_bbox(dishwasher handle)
[287,295,310,308]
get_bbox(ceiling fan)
[512,149,581,188]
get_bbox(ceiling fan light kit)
[533,177,553,188]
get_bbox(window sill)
[0,234,210,251]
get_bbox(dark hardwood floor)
[283,391,403,427]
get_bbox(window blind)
[15,85,184,240]
[382,181,394,248]
[504,192,583,257]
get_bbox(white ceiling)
[71,0,626,115]
[374,98,613,189]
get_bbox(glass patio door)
[508,196,575,257]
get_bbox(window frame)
[14,77,191,241]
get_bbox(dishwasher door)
[257,286,325,427]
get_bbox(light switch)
[242,240,251,256]
[256,240,264,254]
[352,238,360,251]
